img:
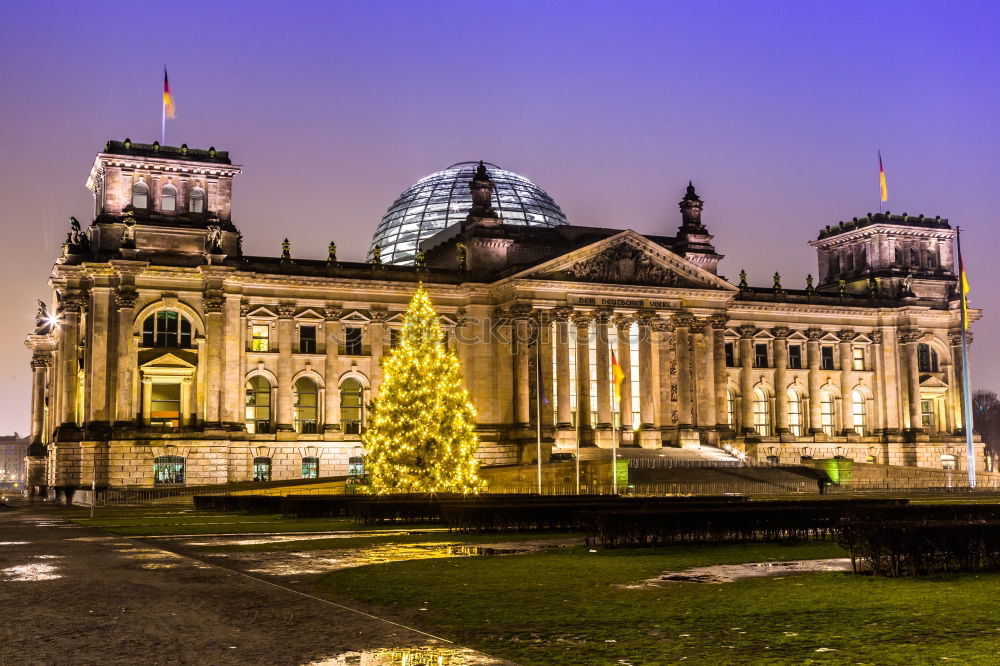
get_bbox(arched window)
[154,455,185,485]
[245,376,272,434]
[132,181,149,209]
[301,456,319,478]
[340,378,364,434]
[752,388,770,436]
[820,391,836,436]
[161,184,177,212]
[253,456,272,482]
[726,389,737,429]
[917,343,939,372]
[294,377,319,434]
[141,310,193,348]
[188,187,205,213]
[851,389,867,436]
[787,389,804,437]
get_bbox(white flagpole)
[161,98,166,146]
[535,324,543,495]
[957,227,977,488]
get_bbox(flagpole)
[161,99,166,146]
[535,323,543,495]
[878,150,883,214]
[956,227,977,487]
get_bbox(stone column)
[594,308,614,447]
[636,312,659,448]
[838,330,856,435]
[772,326,790,434]
[58,294,83,428]
[869,331,886,433]
[614,315,634,431]
[221,295,243,428]
[573,312,592,434]
[674,314,695,431]
[806,328,824,434]
[203,292,225,428]
[691,318,716,431]
[536,311,554,429]
[511,304,532,428]
[948,331,965,434]
[898,329,923,433]
[29,357,48,444]
[275,303,295,431]
[113,288,137,425]
[553,307,573,429]
[369,311,387,396]
[710,315,730,431]
[323,306,343,434]
[86,287,113,426]
[736,324,757,434]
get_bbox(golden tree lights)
[362,285,484,494]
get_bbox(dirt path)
[0,504,510,665]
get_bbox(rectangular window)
[251,324,270,352]
[149,383,181,428]
[821,345,835,370]
[788,344,802,369]
[725,341,736,367]
[787,395,803,436]
[299,325,317,354]
[345,327,363,355]
[852,346,865,371]
[921,399,935,430]
[754,343,768,368]
[820,396,836,436]
[301,457,319,479]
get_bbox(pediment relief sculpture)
[542,243,696,287]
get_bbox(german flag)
[611,351,625,403]
[163,68,175,119]
[960,249,971,329]
[879,150,887,202]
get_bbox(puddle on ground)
[210,539,572,576]
[1,563,62,581]
[305,646,509,665]
[623,558,856,586]
[0,541,29,546]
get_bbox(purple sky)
[1,0,997,434]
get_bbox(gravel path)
[0,504,510,665]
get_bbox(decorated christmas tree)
[363,285,484,494]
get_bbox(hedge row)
[839,520,1000,576]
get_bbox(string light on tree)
[362,285,484,494]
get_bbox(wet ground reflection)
[306,646,510,665]
[624,558,855,586]
[1,563,62,581]
[202,539,573,576]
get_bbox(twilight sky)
[0,0,997,433]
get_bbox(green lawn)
[312,541,1000,665]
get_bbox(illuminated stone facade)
[24,142,984,491]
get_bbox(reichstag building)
[24,140,982,491]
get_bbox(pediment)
[246,306,277,319]
[514,231,735,291]
[139,350,197,369]
[340,310,371,324]
[294,308,326,321]
[920,375,949,388]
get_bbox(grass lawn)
[312,541,1000,665]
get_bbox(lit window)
[852,389,867,436]
[820,392,836,436]
[754,343,768,368]
[161,184,177,212]
[132,181,148,209]
[188,187,205,213]
[788,344,802,369]
[251,324,270,352]
[154,455,185,485]
[852,346,865,371]
[245,376,271,434]
[253,457,272,482]
[294,377,319,434]
[340,378,364,434]
[787,389,803,436]
[921,399,936,430]
[940,454,957,470]
[149,383,181,428]
[752,388,770,436]
[302,457,319,478]
[726,389,737,428]
[142,310,192,348]
[299,325,317,354]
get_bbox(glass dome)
[370,162,569,265]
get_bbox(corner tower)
[672,182,722,274]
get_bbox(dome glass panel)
[370,162,568,265]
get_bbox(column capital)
[113,287,138,309]
[636,310,658,326]
[57,292,87,314]
[571,311,593,326]
[551,305,574,322]
[650,317,673,333]
[592,307,613,323]
[509,303,533,320]
[324,305,343,321]
[805,327,825,341]
[369,309,388,325]
[897,328,921,344]
[239,302,251,318]
[735,324,757,339]
[689,318,708,334]
[837,329,857,342]
[277,303,296,319]
[870,330,883,345]
[454,310,470,328]
[203,292,225,314]
[532,310,553,327]
[612,313,634,331]
[673,311,695,328]
[948,331,964,346]
[709,314,729,330]
[771,326,792,340]
[30,357,50,370]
